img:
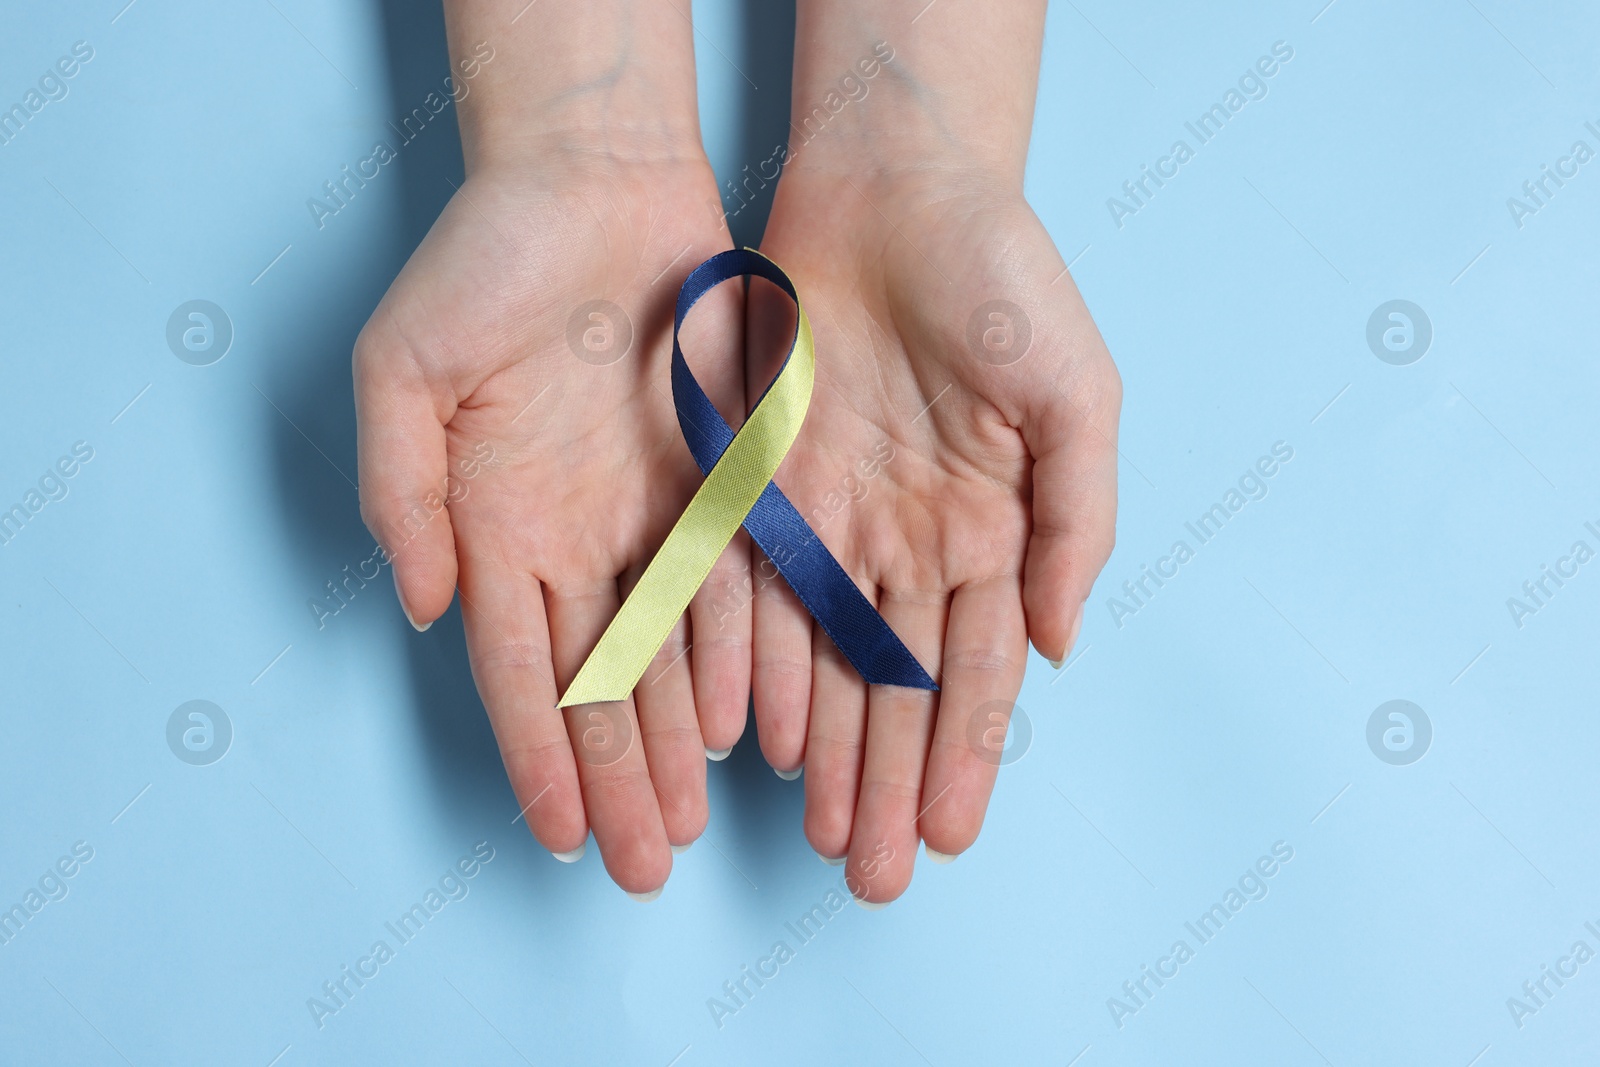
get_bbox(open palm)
[354,158,750,896]
[751,171,1121,903]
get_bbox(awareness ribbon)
[557,248,937,707]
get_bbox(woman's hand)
[751,0,1122,899]
[353,0,750,898]
[754,165,1120,904]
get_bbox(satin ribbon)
[558,249,936,708]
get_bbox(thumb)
[353,332,460,631]
[1020,361,1120,666]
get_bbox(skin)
[750,1,1121,903]
[354,0,751,895]
[354,0,1121,902]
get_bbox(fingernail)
[394,569,430,632]
[819,853,846,866]
[1049,602,1086,668]
[671,842,694,855]
[924,845,958,864]
[551,842,586,863]
[774,766,802,781]
[627,886,664,903]
[705,746,733,761]
[853,895,890,911]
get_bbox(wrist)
[443,0,704,175]
[461,116,708,177]
[783,0,1043,184]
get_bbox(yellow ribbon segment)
[557,264,814,707]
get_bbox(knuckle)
[653,629,690,663]
[942,645,1020,677]
[636,717,702,753]
[806,730,863,769]
[586,763,656,809]
[690,631,747,659]
[1098,356,1124,408]
[500,732,574,778]
[756,657,811,712]
[859,776,924,810]
[1098,525,1118,562]
[475,640,555,680]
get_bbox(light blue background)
[2,1,1596,1064]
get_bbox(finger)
[353,330,459,629]
[545,582,673,897]
[847,590,948,906]
[624,565,709,850]
[687,531,753,753]
[457,551,587,858]
[1021,346,1121,665]
[803,622,868,860]
[750,551,813,768]
[920,576,1028,860]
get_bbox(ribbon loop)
[558,249,936,708]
